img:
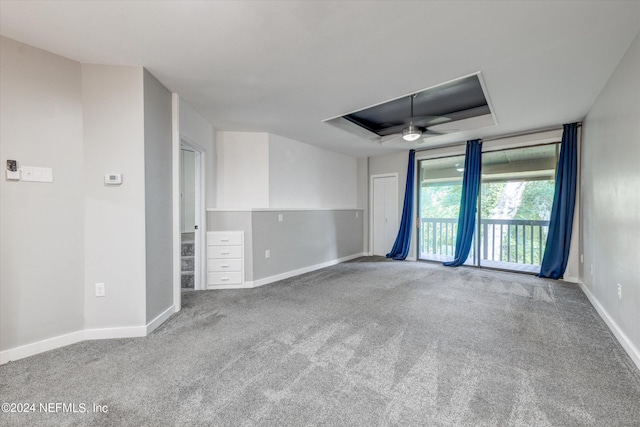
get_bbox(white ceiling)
[1,1,639,157]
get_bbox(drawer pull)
[220,277,229,281]
[220,251,230,255]
[221,264,230,268]
[221,238,230,242]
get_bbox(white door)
[372,176,398,256]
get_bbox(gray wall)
[252,210,364,281]
[178,98,216,209]
[82,64,147,329]
[357,157,369,253]
[208,210,363,283]
[143,69,174,323]
[581,32,640,354]
[0,36,84,351]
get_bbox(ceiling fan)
[379,94,453,145]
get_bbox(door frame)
[369,173,398,256]
[180,139,206,291]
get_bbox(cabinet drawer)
[208,258,242,272]
[208,245,242,259]
[207,232,242,246]
[208,272,242,285]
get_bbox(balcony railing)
[419,218,550,267]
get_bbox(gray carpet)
[1,257,640,426]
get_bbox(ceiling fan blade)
[377,124,407,136]
[413,115,452,127]
[423,128,447,136]
[379,134,406,146]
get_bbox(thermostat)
[104,173,122,185]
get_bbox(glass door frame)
[416,142,560,273]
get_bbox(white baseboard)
[577,281,640,371]
[249,252,366,288]
[563,275,578,283]
[1,305,176,365]
[0,330,85,365]
[83,325,146,341]
[206,284,246,290]
[146,305,175,334]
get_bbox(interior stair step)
[181,241,194,256]
[181,256,195,272]
[181,271,194,288]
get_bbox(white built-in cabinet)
[207,231,244,289]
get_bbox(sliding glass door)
[418,154,474,265]
[418,144,558,273]
[479,144,557,272]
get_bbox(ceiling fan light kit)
[402,124,422,141]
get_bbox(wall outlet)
[95,282,106,297]
[617,283,622,300]
[580,254,583,263]
[590,264,593,275]
[278,214,283,222]
[265,250,270,259]
[356,212,359,218]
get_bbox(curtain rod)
[416,122,582,152]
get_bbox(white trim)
[322,71,489,122]
[476,71,498,128]
[207,283,246,290]
[249,253,365,288]
[578,281,640,371]
[0,331,84,365]
[198,150,207,291]
[171,93,182,312]
[180,140,207,291]
[146,305,175,334]
[1,305,175,364]
[83,326,146,341]
[563,276,578,283]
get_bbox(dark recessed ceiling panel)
[327,74,496,143]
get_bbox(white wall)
[269,134,356,209]
[143,69,174,323]
[216,131,269,209]
[0,36,84,351]
[82,64,147,329]
[581,32,640,363]
[179,98,216,208]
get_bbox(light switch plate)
[6,169,21,180]
[95,283,106,297]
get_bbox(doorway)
[371,174,398,256]
[180,145,202,290]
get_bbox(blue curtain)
[386,149,415,260]
[444,140,482,267]
[539,123,578,279]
